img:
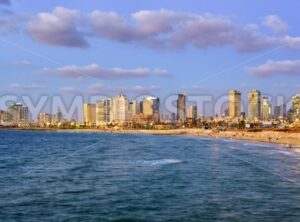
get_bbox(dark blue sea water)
[0,130,299,222]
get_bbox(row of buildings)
[228,90,299,122]
[84,91,300,127]
[0,103,29,126]
[37,112,63,126]
[83,94,160,126]
[1,91,300,127]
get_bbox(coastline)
[3,127,300,148]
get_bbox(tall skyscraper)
[83,103,96,126]
[274,105,286,120]
[228,90,241,118]
[5,103,29,125]
[142,97,160,122]
[20,106,29,125]
[96,99,111,125]
[177,94,186,122]
[292,94,300,118]
[111,94,129,123]
[187,105,197,120]
[262,97,271,120]
[273,106,280,120]
[248,90,261,120]
[129,99,139,118]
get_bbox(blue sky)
[1,0,300,115]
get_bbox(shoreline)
[2,127,300,148]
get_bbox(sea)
[0,130,299,221]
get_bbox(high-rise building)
[248,90,261,120]
[142,97,160,122]
[0,110,4,125]
[38,112,52,126]
[129,99,139,118]
[273,106,281,120]
[96,99,111,125]
[187,105,197,120]
[20,106,29,125]
[228,90,241,118]
[292,94,300,118]
[262,97,271,120]
[274,105,286,120]
[5,103,29,125]
[83,103,96,126]
[177,94,186,122]
[56,112,63,122]
[111,94,129,123]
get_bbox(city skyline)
[1,90,299,126]
[1,0,300,115]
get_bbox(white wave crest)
[137,159,183,166]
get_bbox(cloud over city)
[42,64,169,80]
[246,60,300,77]
[24,7,300,52]
[88,83,161,95]
[9,83,45,91]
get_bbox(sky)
[0,0,300,117]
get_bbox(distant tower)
[262,97,271,120]
[187,105,197,120]
[248,90,261,120]
[292,94,300,117]
[96,99,111,125]
[111,94,129,123]
[228,90,241,118]
[142,97,160,123]
[83,103,96,126]
[177,94,186,122]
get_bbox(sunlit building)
[142,96,160,123]
[262,97,271,120]
[187,105,197,120]
[292,94,300,118]
[248,90,261,120]
[83,103,96,126]
[96,99,111,125]
[38,112,52,126]
[228,90,241,118]
[111,94,129,123]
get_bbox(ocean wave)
[277,150,300,157]
[136,159,183,166]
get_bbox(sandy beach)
[104,128,300,148]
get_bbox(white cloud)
[262,15,288,33]
[42,64,169,80]
[60,86,81,94]
[281,35,300,49]
[88,83,161,95]
[27,7,88,48]
[15,60,32,66]
[27,8,294,52]
[10,83,45,90]
[246,60,300,77]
